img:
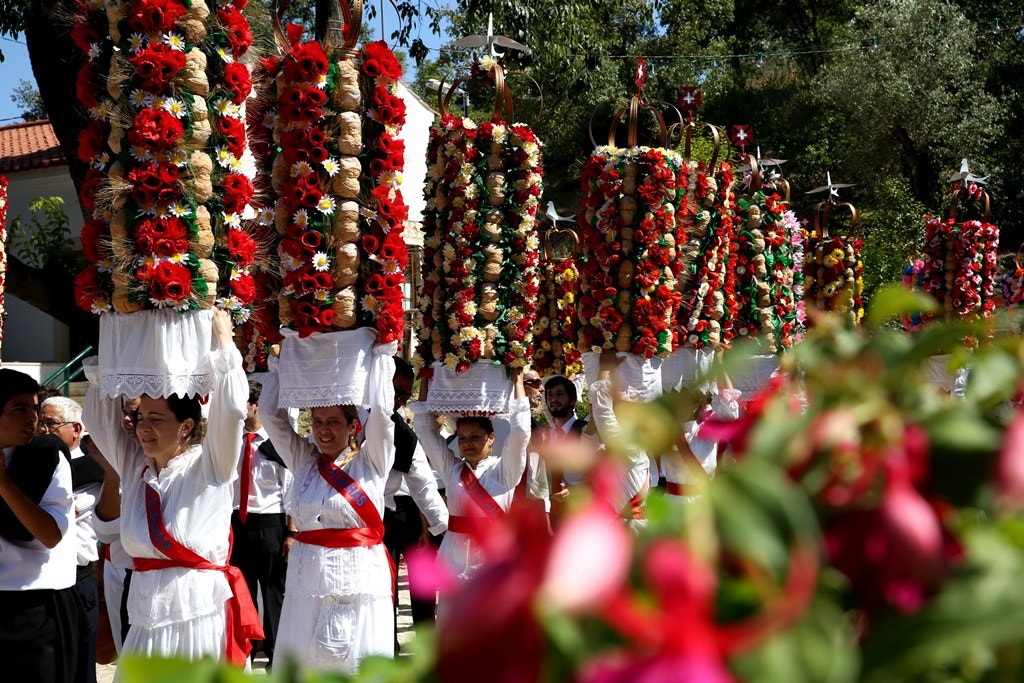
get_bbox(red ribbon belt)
[303,455,396,598]
[446,514,498,535]
[135,482,263,666]
[665,481,702,497]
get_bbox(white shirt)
[546,415,586,487]
[0,445,77,590]
[69,445,102,565]
[233,428,292,515]
[588,379,650,511]
[83,347,248,628]
[259,351,397,600]
[662,388,742,491]
[383,441,448,535]
[413,398,530,579]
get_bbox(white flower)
[163,97,186,118]
[223,212,242,228]
[362,295,380,313]
[321,158,340,177]
[129,90,152,108]
[262,111,277,129]
[128,33,146,53]
[217,47,231,62]
[163,33,186,51]
[215,146,235,168]
[315,73,328,89]
[257,207,274,226]
[314,289,330,302]
[317,196,337,215]
[291,161,313,177]
[311,252,330,271]
[281,252,302,272]
[479,55,498,73]
[381,259,401,275]
[169,148,190,167]
[291,209,309,228]
[168,202,190,218]
[129,146,154,163]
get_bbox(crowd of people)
[0,312,741,681]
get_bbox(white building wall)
[3,166,81,363]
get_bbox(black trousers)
[384,496,439,631]
[73,566,98,683]
[229,511,287,662]
[0,586,81,683]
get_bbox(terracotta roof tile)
[0,120,67,174]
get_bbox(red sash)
[620,481,649,521]
[295,455,396,597]
[459,462,506,520]
[133,482,264,666]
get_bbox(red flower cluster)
[361,41,402,81]
[127,161,181,209]
[126,0,186,33]
[222,62,252,105]
[134,216,189,257]
[137,260,194,303]
[128,108,185,152]
[77,119,109,165]
[131,43,185,94]
[216,7,252,58]
[532,256,581,377]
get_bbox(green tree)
[10,79,45,121]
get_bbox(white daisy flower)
[258,207,274,226]
[169,202,189,217]
[169,148,189,167]
[128,90,152,108]
[217,47,231,62]
[314,289,330,302]
[321,158,340,177]
[127,33,146,52]
[228,157,243,172]
[281,253,302,272]
[163,33,186,51]
[129,146,154,163]
[291,161,313,177]
[293,209,309,227]
[362,295,380,313]
[317,196,337,215]
[262,111,277,129]
[223,212,242,228]
[479,55,498,72]
[315,73,328,89]
[381,259,401,275]
[311,252,330,272]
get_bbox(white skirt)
[116,608,226,681]
[274,591,394,674]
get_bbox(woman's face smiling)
[456,422,495,466]
[311,406,356,459]
[135,395,192,463]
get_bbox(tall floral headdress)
[731,151,804,353]
[577,60,688,364]
[803,174,863,327]
[414,31,542,413]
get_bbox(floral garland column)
[803,186,863,327]
[415,61,542,381]
[90,0,220,313]
[532,231,582,378]
[272,30,408,343]
[732,166,801,353]
[71,0,117,314]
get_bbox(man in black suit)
[229,380,292,669]
[0,368,80,682]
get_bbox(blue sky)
[0,5,450,125]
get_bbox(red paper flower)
[126,0,187,34]
[138,260,193,301]
[283,41,328,82]
[222,174,254,214]
[217,7,252,57]
[128,108,185,151]
[226,229,257,265]
[76,62,100,109]
[131,44,186,94]
[361,41,403,80]
[222,62,252,104]
[217,116,247,158]
[77,120,107,164]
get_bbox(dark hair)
[455,415,494,434]
[37,385,63,403]
[393,356,414,382]
[247,380,263,405]
[164,394,206,446]
[544,375,577,404]
[0,369,40,415]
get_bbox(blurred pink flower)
[995,406,1024,510]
